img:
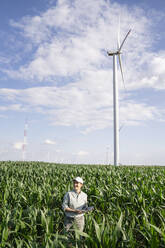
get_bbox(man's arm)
[65,207,83,214]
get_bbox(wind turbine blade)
[118,29,131,52]
[117,15,121,50]
[118,53,126,90]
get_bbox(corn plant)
[0,161,164,247]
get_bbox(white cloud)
[44,139,56,145]
[4,0,165,89]
[7,0,160,85]
[77,150,89,156]
[13,142,23,150]
[120,102,159,125]
[4,0,165,108]
[0,104,25,112]
[0,83,162,133]
[0,56,11,64]
[0,0,165,133]
[0,114,6,118]
[55,149,61,153]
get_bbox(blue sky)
[0,0,165,165]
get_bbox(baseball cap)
[73,177,84,184]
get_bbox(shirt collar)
[73,189,81,195]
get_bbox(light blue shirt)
[62,190,88,218]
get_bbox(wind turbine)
[107,28,131,166]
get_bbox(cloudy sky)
[0,0,165,165]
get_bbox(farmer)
[62,177,87,232]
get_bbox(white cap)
[73,177,84,184]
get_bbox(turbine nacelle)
[107,51,121,56]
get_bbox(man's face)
[73,180,83,191]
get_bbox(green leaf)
[93,218,101,243]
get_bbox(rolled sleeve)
[62,192,69,211]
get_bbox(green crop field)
[0,161,165,247]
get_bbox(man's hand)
[75,209,83,214]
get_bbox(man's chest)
[69,193,86,208]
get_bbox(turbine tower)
[107,29,131,166]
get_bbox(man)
[62,177,87,232]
